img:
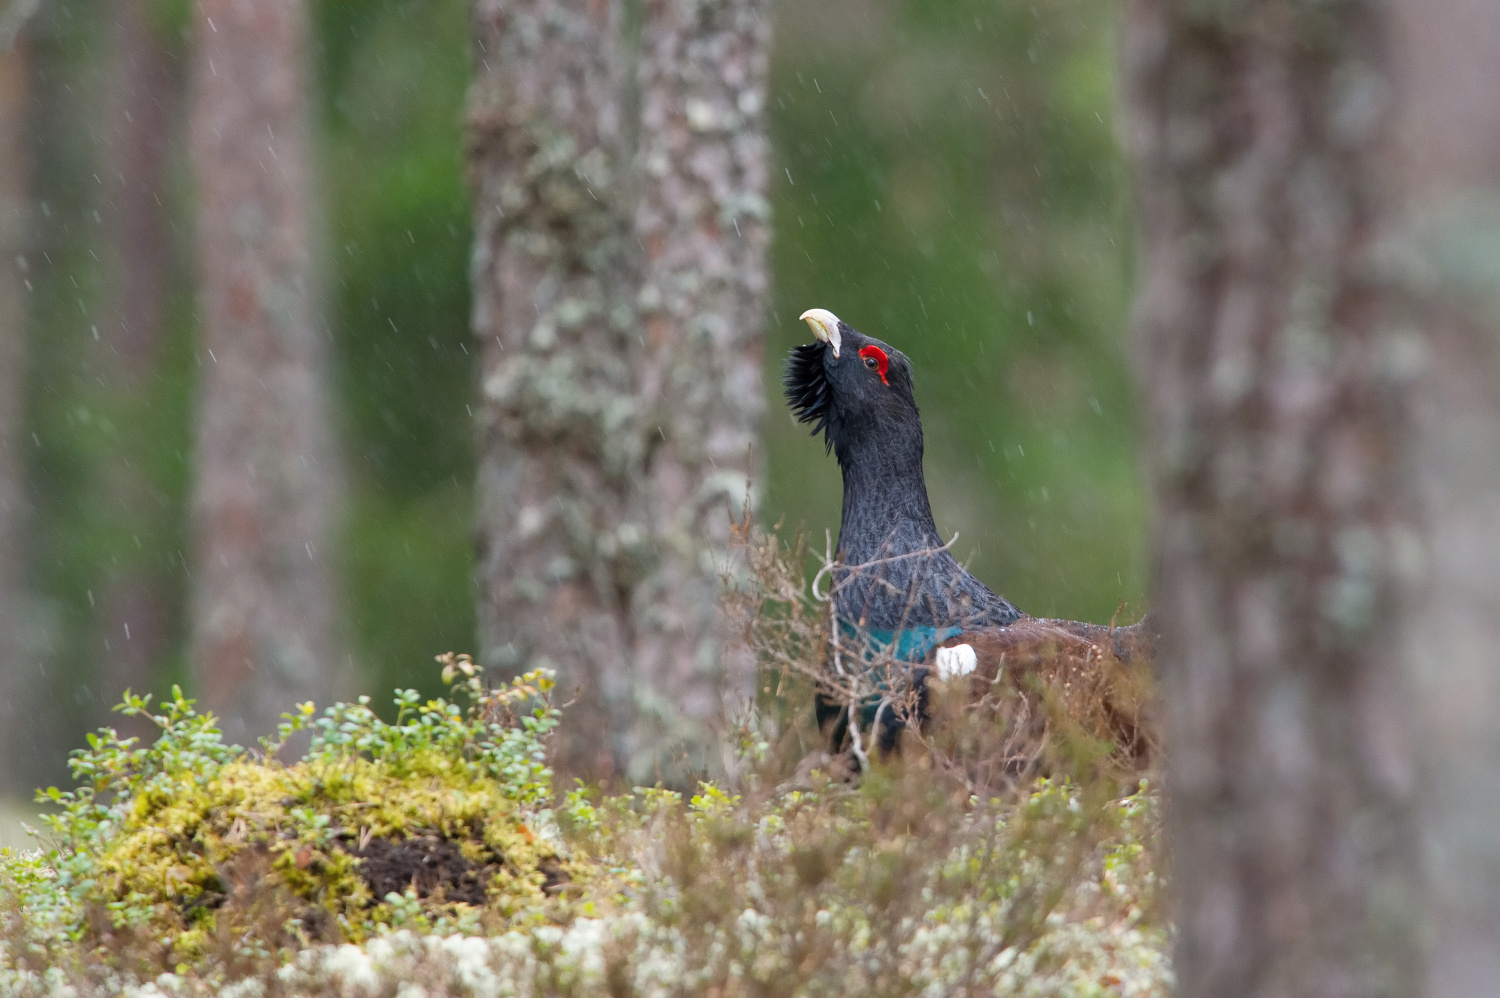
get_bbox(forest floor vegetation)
[0,526,1169,996]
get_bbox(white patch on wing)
[934,643,978,680]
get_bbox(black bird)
[785,309,1158,764]
[785,307,1022,642]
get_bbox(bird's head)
[784,308,922,464]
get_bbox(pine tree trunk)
[103,0,177,378]
[625,0,769,780]
[94,0,180,738]
[1387,0,1500,989]
[188,0,343,747]
[1121,1,1422,994]
[469,0,637,781]
[0,36,34,797]
[469,0,771,783]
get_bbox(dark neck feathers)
[784,334,1022,631]
[834,426,943,565]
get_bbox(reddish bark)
[93,0,182,737]
[188,0,343,747]
[103,0,178,380]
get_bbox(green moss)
[4,660,601,966]
[0,641,1168,994]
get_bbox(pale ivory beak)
[799,308,842,358]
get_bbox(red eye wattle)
[858,345,890,385]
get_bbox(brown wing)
[921,614,1158,787]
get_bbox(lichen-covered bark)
[468,0,771,783]
[468,0,639,780]
[1386,0,1500,990]
[1121,2,1422,995]
[627,0,769,780]
[188,0,343,748]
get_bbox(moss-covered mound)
[1,660,585,969]
[0,652,1170,996]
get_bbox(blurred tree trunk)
[93,0,181,735]
[468,0,770,783]
[1387,0,1500,990]
[628,0,769,779]
[104,1,177,375]
[0,35,34,796]
[188,0,343,747]
[1122,1,1422,995]
[469,0,637,782]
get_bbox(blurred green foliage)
[14,0,1143,787]
[313,0,477,706]
[2,669,1165,990]
[765,0,1143,622]
[21,3,197,750]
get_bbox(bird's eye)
[857,345,890,386]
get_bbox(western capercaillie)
[786,308,1154,764]
[786,309,1022,636]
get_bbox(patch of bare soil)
[351,835,493,904]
